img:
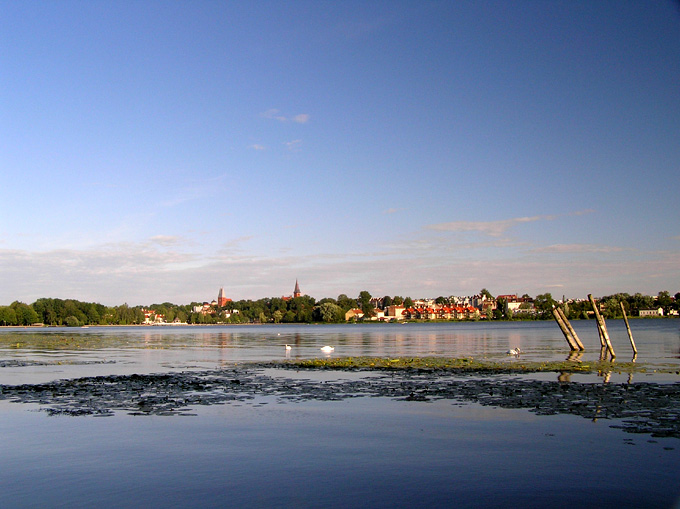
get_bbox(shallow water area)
[1,321,679,507]
[1,320,679,384]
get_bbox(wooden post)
[596,323,605,347]
[620,301,638,355]
[557,307,584,351]
[552,307,579,351]
[588,294,615,358]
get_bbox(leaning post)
[588,294,615,358]
[552,307,579,351]
[557,307,584,351]
[620,301,638,355]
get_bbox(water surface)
[1,321,679,508]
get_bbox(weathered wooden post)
[620,301,638,355]
[596,324,606,348]
[557,307,584,351]
[588,294,615,358]
[552,307,579,351]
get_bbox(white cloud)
[293,114,310,124]
[249,144,266,151]
[260,109,287,122]
[261,109,310,123]
[285,139,302,151]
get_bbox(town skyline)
[2,2,679,306]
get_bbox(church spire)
[293,279,301,298]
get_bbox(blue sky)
[1,1,679,306]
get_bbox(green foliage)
[336,294,356,312]
[0,306,18,325]
[11,302,39,325]
[480,288,494,300]
[65,315,81,327]
[1,288,677,328]
[533,294,555,318]
[317,302,343,323]
[358,290,374,316]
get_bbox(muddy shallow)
[2,365,680,440]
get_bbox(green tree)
[0,306,17,326]
[533,293,555,319]
[657,291,672,313]
[480,288,494,300]
[336,294,356,312]
[11,302,39,325]
[392,296,404,306]
[65,315,80,327]
[382,295,393,308]
[403,297,414,308]
[495,297,507,319]
[318,302,343,323]
[358,291,374,316]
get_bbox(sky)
[1,1,679,306]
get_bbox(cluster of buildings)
[348,294,536,322]
[345,304,483,322]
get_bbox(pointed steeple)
[293,279,301,298]
[217,287,228,307]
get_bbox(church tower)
[217,287,228,307]
[293,279,301,299]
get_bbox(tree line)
[0,290,677,326]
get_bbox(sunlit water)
[1,320,679,384]
[1,321,679,508]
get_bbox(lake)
[1,320,679,508]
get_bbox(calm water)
[1,320,679,384]
[1,321,679,508]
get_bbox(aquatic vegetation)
[267,356,662,375]
[1,366,679,439]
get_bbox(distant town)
[1,280,678,327]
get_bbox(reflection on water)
[1,321,680,508]
[1,320,679,384]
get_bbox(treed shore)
[0,290,678,327]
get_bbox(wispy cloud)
[427,215,556,237]
[285,139,302,151]
[261,109,287,122]
[149,235,185,247]
[249,144,266,151]
[531,244,630,254]
[384,208,400,215]
[215,236,255,255]
[426,210,595,237]
[261,109,310,123]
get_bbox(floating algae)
[1,361,679,439]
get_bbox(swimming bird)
[507,348,521,356]
[285,344,292,351]
[320,346,334,353]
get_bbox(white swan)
[320,346,334,353]
[507,348,521,356]
[285,344,292,350]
